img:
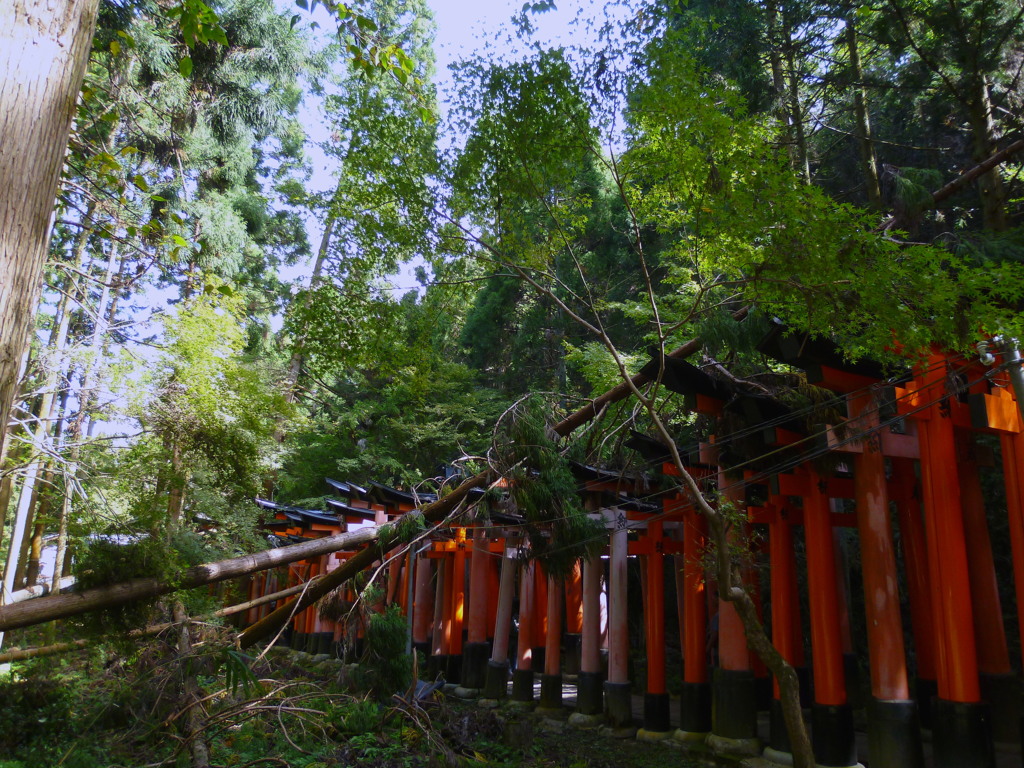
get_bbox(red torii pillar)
[708,468,760,757]
[959,442,1019,743]
[461,525,492,691]
[842,380,923,768]
[966,374,1024,744]
[511,559,537,703]
[889,458,938,719]
[901,357,992,768]
[430,547,450,679]
[775,467,855,768]
[563,561,584,676]
[637,517,672,737]
[677,496,712,740]
[483,535,519,700]
[574,549,605,717]
[411,548,434,658]
[538,572,564,712]
[446,529,468,684]
[760,494,804,763]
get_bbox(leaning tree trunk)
[0,0,101,466]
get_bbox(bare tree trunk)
[173,601,211,768]
[0,474,13,543]
[285,214,335,403]
[968,76,1007,231]
[845,17,882,209]
[166,438,186,526]
[765,0,794,161]
[785,40,810,184]
[0,0,101,465]
[6,230,94,593]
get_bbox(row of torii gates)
[248,331,1024,768]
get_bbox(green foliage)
[493,397,604,577]
[220,649,261,697]
[354,605,413,699]
[279,353,505,494]
[0,677,76,766]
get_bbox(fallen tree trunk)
[237,470,491,648]
[6,575,76,605]
[0,584,311,663]
[880,138,1024,231]
[0,619,179,663]
[215,581,309,618]
[553,307,750,437]
[0,525,380,632]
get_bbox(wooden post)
[914,360,991,768]
[641,519,670,735]
[462,526,491,690]
[605,508,632,729]
[766,498,800,760]
[576,553,604,716]
[803,469,856,767]
[539,574,563,711]
[484,537,518,699]
[512,560,536,703]
[849,390,922,767]
[679,503,711,737]
[711,471,759,754]
[412,553,433,656]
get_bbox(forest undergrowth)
[0,620,693,768]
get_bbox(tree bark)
[173,601,211,768]
[968,76,1007,231]
[0,523,381,631]
[0,0,101,465]
[845,17,882,209]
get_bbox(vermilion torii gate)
[247,334,1024,768]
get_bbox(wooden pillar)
[577,553,604,716]
[512,560,536,702]
[484,538,518,699]
[412,553,434,655]
[463,526,491,689]
[803,470,856,767]
[642,519,670,734]
[915,360,992,768]
[711,470,758,753]
[766,499,800,758]
[680,504,711,736]
[605,508,632,728]
[891,459,937,706]
[849,391,922,768]
[539,574,564,710]
[444,529,467,684]
[563,561,583,675]
[960,444,1018,743]
[532,563,548,672]
[431,553,449,677]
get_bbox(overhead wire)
[492,355,1009,559]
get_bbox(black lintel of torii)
[756,319,908,387]
[639,352,731,400]
[324,498,378,521]
[639,349,805,435]
[255,498,348,528]
[325,477,368,500]
[367,481,437,508]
